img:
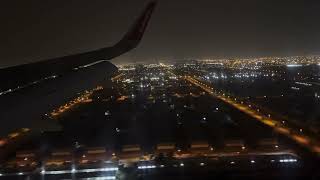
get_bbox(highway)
[184,75,320,155]
[50,86,103,117]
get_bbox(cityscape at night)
[1,0,320,179]
[1,57,320,179]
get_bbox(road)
[184,75,320,155]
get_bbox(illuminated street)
[184,76,320,155]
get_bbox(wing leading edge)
[0,1,157,92]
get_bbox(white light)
[291,87,300,90]
[250,160,255,164]
[71,167,76,173]
[41,169,46,174]
[78,60,106,68]
[180,163,184,167]
[230,161,235,164]
[105,111,110,116]
[42,167,119,175]
[200,162,205,166]
[138,165,156,169]
[43,170,67,175]
[18,172,24,175]
[287,64,302,67]
[160,165,165,168]
[279,159,297,163]
[102,167,119,171]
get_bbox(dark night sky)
[1,0,320,67]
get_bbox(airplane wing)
[0,1,157,93]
